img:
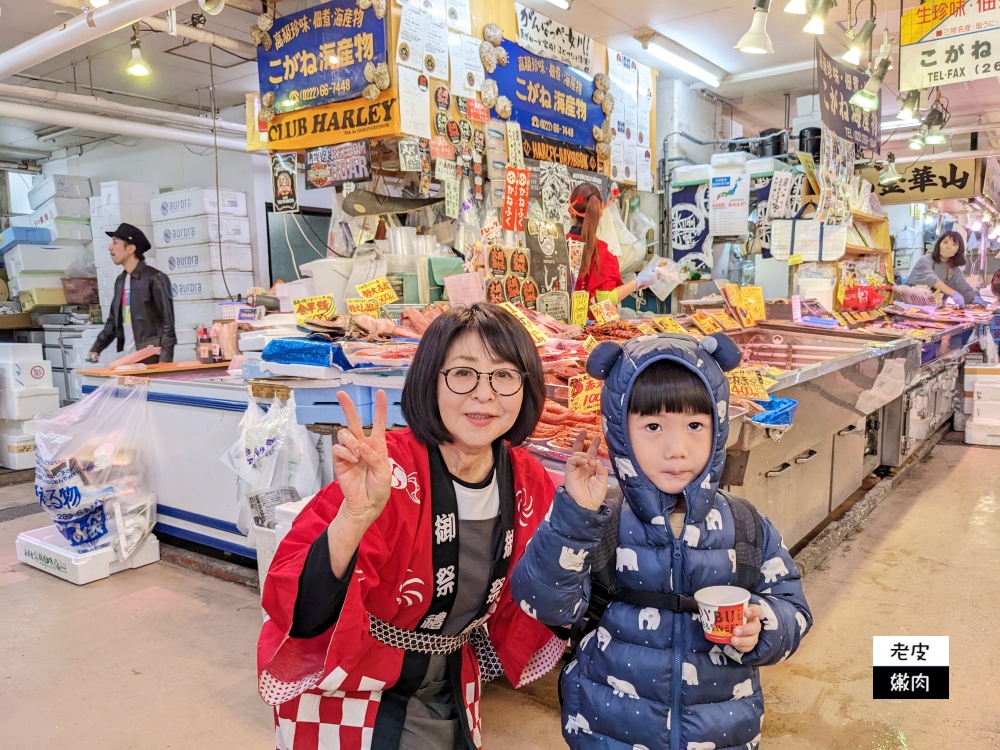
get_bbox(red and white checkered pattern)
[463,680,483,749]
[516,634,568,688]
[274,689,383,750]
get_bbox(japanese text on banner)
[501,167,531,231]
[900,1,1000,91]
[356,276,398,306]
[816,42,880,151]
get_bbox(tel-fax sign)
[899,1,1000,90]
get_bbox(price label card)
[589,299,620,325]
[727,368,770,400]
[653,316,688,334]
[568,373,602,413]
[636,323,657,335]
[791,294,802,322]
[787,253,804,266]
[293,294,337,324]
[572,290,590,327]
[346,298,382,316]
[582,335,598,353]
[356,276,399,306]
[761,375,779,389]
[499,302,549,345]
[709,312,740,331]
[691,311,723,335]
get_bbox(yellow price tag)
[293,294,337,324]
[568,373,602,413]
[498,302,549,345]
[636,323,657,335]
[710,312,741,331]
[346,298,381,316]
[727,368,770,400]
[787,254,804,266]
[739,286,766,321]
[582,335,599,353]
[653,316,688,335]
[589,299,620,325]
[356,276,398,306]
[691,312,723,335]
[761,375,779,389]
[572,290,589,327]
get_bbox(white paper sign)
[449,33,484,95]
[768,170,795,220]
[709,170,750,237]
[397,0,445,17]
[424,15,449,79]
[446,0,471,34]
[398,66,431,139]
[396,7,425,72]
[514,2,594,71]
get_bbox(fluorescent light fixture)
[784,0,807,13]
[126,38,151,77]
[908,130,926,150]
[842,18,877,65]
[881,118,920,130]
[924,126,947,145]
[91,0,111,5]
[879,153,902,186]
[920,107,947,145]
[849,56,890,112]
[736,1,774,55]
[640,34,722,88]
[541,0,571,9]
[804,0,832,34]
[897,90,920,121]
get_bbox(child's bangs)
[628,359,714,417]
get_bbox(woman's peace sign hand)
[564,430,608,512]
[332,389,393,529]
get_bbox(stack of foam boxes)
[965,364,1000,446]
[0,343,60,469]
[89,181,160,321]
[150,188,254,353]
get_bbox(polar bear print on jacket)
[520,600,537,619]
[608,675,640,698]
[682,662,698,685]
[687,742,716,750]
[578,630,595,651]
[796,611,808,635]
[596,627,612,651]
[747,733,761,749]
[732,679,753,700]
[761,556,789,583]
[617,547,639,572]
[615,457,637,478]
[638,607,661,630]
[683,525,701,548]
[559,546,588,572]
[758,599,778,631]
[727,548,737,573]
[565,713,592,734]
[723,645,744,663]
[705,508,723,530]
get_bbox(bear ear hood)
[597,332,738,526]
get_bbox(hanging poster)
[447,0,472,35]
[257,0,388,115]
[489,40,601,149]
[526,159,608,229]
[984,157,1000,204]
[709,170,750,237]
[526,219,571,320]
[305,141,371,188]
[501,167,531,231]
[513,2,594,72]
[397,66,432,139]
[267,88,399,150]
[271,153,299,213]
[521,132,598,171]
[899,1,1000,91]
[816,41,880,152]
[670,183,713,268]
[859,157,981,204]
[450,33,485,96]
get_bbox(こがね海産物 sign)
[899,1,1000,91]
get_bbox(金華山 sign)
[489,40,602,149]
[899,1,1000,91]
[265,88,399,150]
[257,0,388,115]
[816,41,880,151]
[514,2,594,72]
[859,157,981,204]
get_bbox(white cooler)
[36,218,92,245]
[28,175,93,210]
[0,387,60,420]
[4,243,84,275]
[160,242,253,273]
[16,526,160,585]
[154,215,251,248]
[151,187,247,221]
[169,271,254,301]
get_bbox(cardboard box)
[151,187,247,221]
[0,313,35,330]
[4,244,84,276]
[160,242,254,274]
[27,175,92,210]
[19,288,67,311]
[153,215,251,248]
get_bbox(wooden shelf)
[851,209,887,223]
[845,243,891,255]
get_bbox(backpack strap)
[720,490,764,592]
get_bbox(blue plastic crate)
[0,226,52,255]
[749,396,798,427]
[294,383,372,406]
[296,402,373,426]
[387,404,406,426]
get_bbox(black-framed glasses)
[439,367,526,396]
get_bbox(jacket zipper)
[669,537,683,750]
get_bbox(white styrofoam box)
[0,343,42,362]
[102,202,154,228]
[151,187,247,221]
[973,400,1000,422]
[963,365,1000,390]
[671,164,710,185]
[795,94,821,116]
[973,381,1000,403]
[965,417,1000,446]
[0,418,37,438]
[173,299,222,326]
[89,196,103,217]
[0,360,53,390]
[30,197,91,229]
[9,274,66,296]
[0,434,34,470]
[791,114,822,134]
[153,215,250,248]
[16,526,160,585]
[101,181,160,207]
[97,266,120,291]
[0,386,59,420]
[4,243,84,276]
[169,271,254,301]
[160,242,254,274]
[38,218,93,245]
[28,175,93,210]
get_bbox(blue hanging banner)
[489,39,601,149]
[257,0,388,115]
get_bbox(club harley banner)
[264,88,399,150]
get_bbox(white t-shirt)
[453,471,500,521]
[121,273,136,355]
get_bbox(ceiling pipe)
[882,122,1000,141]
[141,15,257,57]
[0,100,247,153]
[0,0,184,82]
[0,82,247,135]
[892,148,1000,165]
[12,72,208,112]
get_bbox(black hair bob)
[400,303,545,447]
[931,230,966,268]
[628,359,713,417]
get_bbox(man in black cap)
[87,223,177,363]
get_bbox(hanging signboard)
[526,159,608,230]
[256,0,389,115]
[521,132,599,171]
[305,141,371,188]
[501,167,531,231]
[708,170,750,237]
[816,42,880,152]
[271,153,299,213]
[899,1,1000,91]
[489,40,601,149]
[859,157,981,204]
[266,88,399,150]
[514,3,594,72]
[984,157,1000,204]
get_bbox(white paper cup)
[694,585,751,644]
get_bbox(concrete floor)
[1,443,997,748]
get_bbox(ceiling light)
[897,90,920,121]
[736,0,774,55]
[924,125,947,145]
[842,18,877,65]
[908,129,926,150]
[90,0,111,6]
[541,0,571,9]
[850,56,890,112]
[879,153,902,186]
[804,0,833,34]
[126,36,150,77]
[639,34,722,87]
[784,0,807,12]
[921,107,947,145]
[972,219,983,232]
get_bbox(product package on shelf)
[153,214,251,248]
[151,187,247,221]
[27,175,93,210]
[33,377,156,559]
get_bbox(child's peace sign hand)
[564,430,609,512]
[332,389,393,529]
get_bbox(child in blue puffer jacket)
[511,333,812,750]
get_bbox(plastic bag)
[33,377,155,559]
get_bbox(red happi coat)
[258,429,566,750]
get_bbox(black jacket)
[93,260,177,362]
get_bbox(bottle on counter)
[198,325,213,364]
